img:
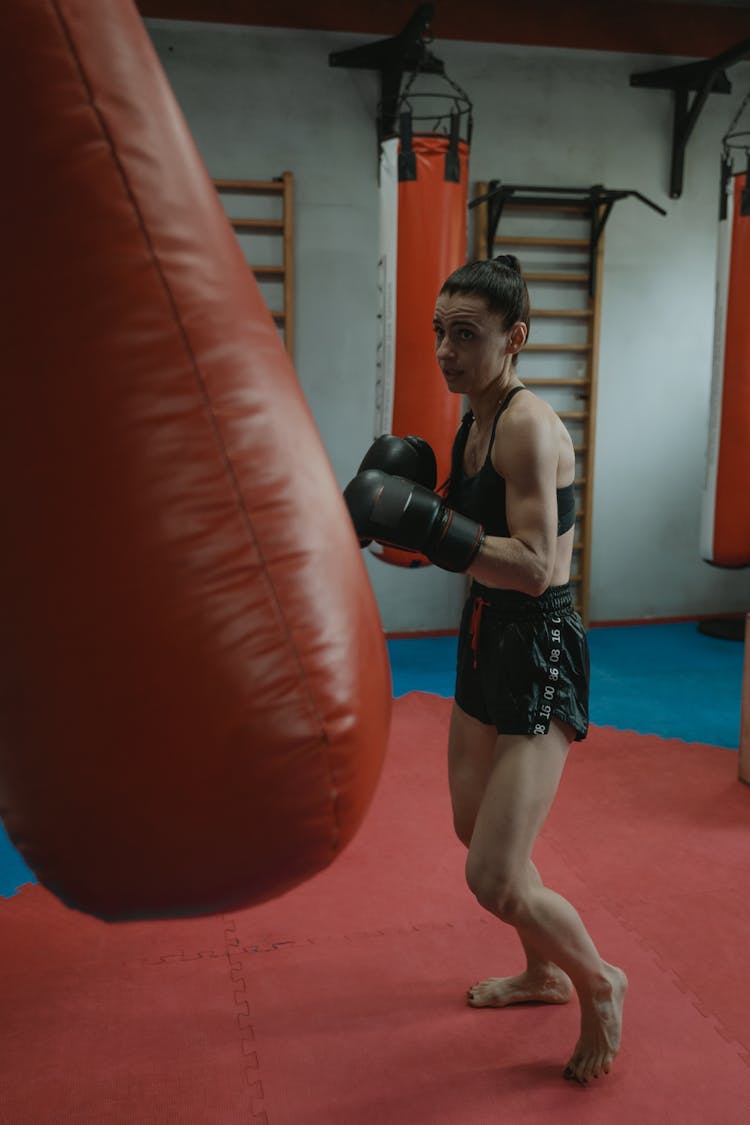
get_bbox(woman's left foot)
[468,966,574,1008]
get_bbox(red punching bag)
[0,0,390,921]
[374,104,470,568]
[701,162,750,568]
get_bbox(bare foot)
[563,963,628,1084]
[467,965,574,1008]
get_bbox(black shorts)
[454,583,589,741]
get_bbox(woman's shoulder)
[493,389,570,470]
[502,387,558,434]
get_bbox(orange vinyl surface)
[714,172,750,566]
[377,136,468,569]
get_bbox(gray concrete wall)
[146,18,750,629]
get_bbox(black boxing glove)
[357,434,437,491]
[352,435,438,548]
[343,470,485,574]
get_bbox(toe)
[563,1047,580,1082]
[564,1058,587,1086]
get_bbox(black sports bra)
[446,386,576,538]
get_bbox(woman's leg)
[448,702,495,845]
[449,703,573,1004]
[464,719,627,1083]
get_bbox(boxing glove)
[357,434,437,491]
[344,470,485,574]
[352,435,437,547]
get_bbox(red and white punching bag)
[701,167,750,567]
[0,0,390,921]
[374,114,469,567]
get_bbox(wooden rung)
[575,477,587,487]
[494,236,590,249]
[214,174,294,360]
[522,377,588,388]
[230,218,284,232]
[214,179,284,193]
[524,343,591,353]
[523,271,590,284]
[559,411,588,421]
[251,265,285,278]
[569,575,583,585]
[573,444,588,453]
[531,308,592,318]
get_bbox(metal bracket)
[329,4,444,146]
[630,37,750,199]
[470,183,667,296]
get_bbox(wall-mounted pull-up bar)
[470,182,667,296]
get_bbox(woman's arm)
[467,400,560,596]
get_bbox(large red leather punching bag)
[0,0,390,921]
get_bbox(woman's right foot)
[563,963,628,1084]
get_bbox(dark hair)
[439,255,531,359]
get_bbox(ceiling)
[135,1,750,60]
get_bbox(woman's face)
[433,291,522,398]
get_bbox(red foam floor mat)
[1,692,749,1123]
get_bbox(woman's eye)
[459,329,474,341]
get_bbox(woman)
[436,255,626,1085]
[344,255,626,1084]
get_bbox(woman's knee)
[465,855,527,924]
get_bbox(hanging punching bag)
[374,113,469,568]
[701,164,750,567]
[0,0,390,921]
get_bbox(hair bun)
[493,253,522,275]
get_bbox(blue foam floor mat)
[387,621,744,750]
[586,621,743,748]
[1,621,744,898]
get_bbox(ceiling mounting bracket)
[630,36,750,199]
[329,4,444,146]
